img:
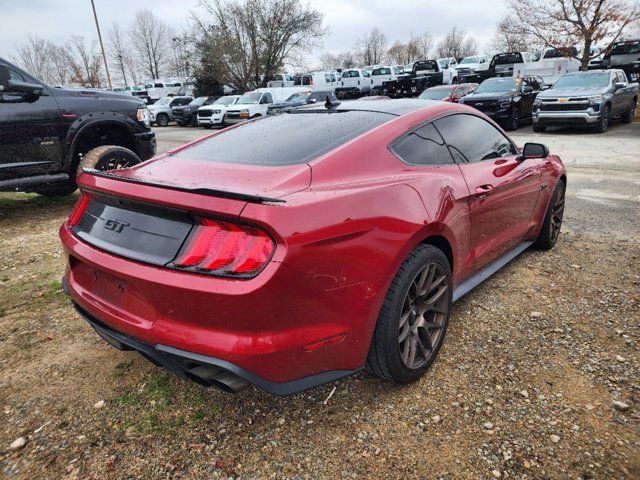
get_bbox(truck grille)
[198,110,213,118]
[540,103,589,112]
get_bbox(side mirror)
[614,82,627,90]
[522,142,549,159]
[0,64,42,97]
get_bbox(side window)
[391,123,455,166]
[363,70,370,78]
[261,93,273,104]
[154,83,164,88]
[434,114,516,163]
[325,74,331,83]
[8,67,24,82]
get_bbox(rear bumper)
[133,131,157,160]
[59,221,376,391]
[66,293,357,395]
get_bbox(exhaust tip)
[185,365,249,393]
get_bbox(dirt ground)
[1,123,638,479]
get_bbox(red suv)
[60,99,566,395]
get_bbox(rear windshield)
[414,61,438,71]
[173,111,392,166]
[372,67,392,75]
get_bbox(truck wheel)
[621,99,637,124]
[77,145,142,178]
[29,182,78,197]
[504,108,520,131]
[593,105,610,133]
[155,113,169,127]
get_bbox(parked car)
[382,60,456,98]
[600,40,640,82]
[267,90,336,113]
[148,96,193,127]
[172,96,218,127]
[60,99,566,395]
[532,69,638,133]
[0,57,156,196]
[293,71,340,92]
[418,83,478,102]
[460,76,544,130]
[460,51,536,84]
[436,57,459,84]
[266,73,295,88]
[335,68,372,98]
[370,66,402,93]
[197,95,241,128]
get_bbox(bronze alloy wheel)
[549,184,565,244]
[398,262,449,369]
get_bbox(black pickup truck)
[0,58,156,196]
[598,40,640,82]
[459,52,531,84]
[381,60,451,98]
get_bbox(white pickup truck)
[369,66,402,93]
[335,68,372,98]
[197,95,241,128]
[513,47,581,85]
[224,87,309,125]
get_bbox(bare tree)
[355,27,387,65]
[436,26,478,59]
[11,36,52,81]
[506,0,640,69]
[489,15,538,53]
[194,0,326,90]
[67,35,103,87]
[107,22,132,85]
[415,33,434,60]
[47,42,72,86]
[130,9,173,79]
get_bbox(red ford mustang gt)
[59,99,566,395]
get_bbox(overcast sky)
[0,0,507,64]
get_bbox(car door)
[612,71,627,115]
[518,78,537,119]
[0,62,63,182]
[434,113,542,270]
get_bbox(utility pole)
[91,0,112,89]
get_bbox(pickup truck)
[224,88,309,124]
[0,57,156,196]
[532,69,638,133]
[381,59,456,98]
[459,51,536,84]
[600,40,640,82]
[335,69,371,98]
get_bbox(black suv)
[460,76,545,130]
[0,58,156,196]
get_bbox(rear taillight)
[68,193,90,227]
[174,218,275,277]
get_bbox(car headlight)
[588,94,605,105]
[240,109,250,118]
[136,107,151,127]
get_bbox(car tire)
[76,145,143,178]
[504,108,520,131]
[593,105,610,133]
[367,244,452,384]
[156,113,169,127]
[533,125,547,133]
[534,179,565,250]
[621,99,637,124]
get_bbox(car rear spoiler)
[81,168,286,204]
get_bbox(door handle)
[474,184,494,198]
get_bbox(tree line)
[9,0,640,91]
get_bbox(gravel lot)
[1,120,638,479]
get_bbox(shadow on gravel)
[0,192,78,222]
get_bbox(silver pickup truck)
[532,69,638,133]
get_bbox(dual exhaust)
[185,365,249,393]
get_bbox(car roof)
[302,98,439,117]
